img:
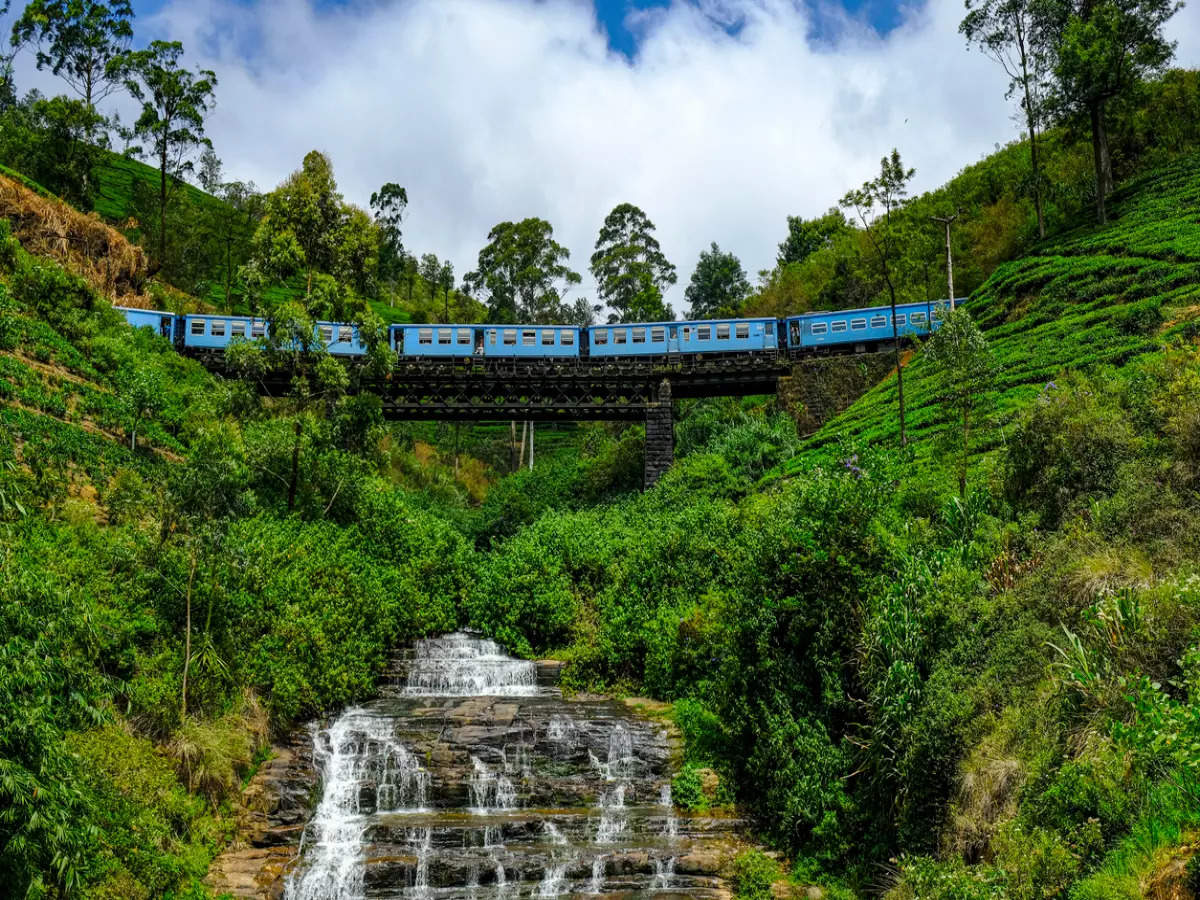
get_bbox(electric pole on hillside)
[931,212,960,309]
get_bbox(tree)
[685,242,751,319]
[1,1,29,109]
[0,92,105,206]
[202,178,262,311]
[247,150,379,319]
[12,0,133,109]
[925,306,996,497]
[961,0,1051,238]
[123,40,216,264]
[118,363,163,450]
[419,252,441,304]
[1035,0,1179,224]
[590,203,676,322]
[370,182,407,285]
[466,218,581,323]
[841,149,916,446]
[196,145,221,192]
[438,259,454,321]
[777,208,849,267]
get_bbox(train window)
[190,319,205,336]
[251,321,266,338]
[682,326,692,340]
[522,330,536,346]
[697,326,711,340]
[458,329,471,345]
[894,314,906,326]
[632,328,646,344]
[317,325,331,343]
[542,330,555,345]
[418,328,433,345]
[831,321,847,333]
[593,330,607,345]
[871,315,887,328]
[211,320,226,337]
[735,323,749,339]
[614,330,627,344]
[911,312,927,324]
[435,328,449,344]
[811,322,828,335]
[562,331,575,345]
[716,324,731,340]
[488,329,497,345]
[651,327,665,342]
[851,319,867,331]
[503,329,517,345]
[340,326,353,343]
[230,321,246,338]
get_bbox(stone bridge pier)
[643,378,674,489]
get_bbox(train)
[115,299,951,361]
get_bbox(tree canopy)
[590,202,676,323]
[465,217,581,324]
[685,242,751,319]
[12,0,133,108]
[246,150,379,319]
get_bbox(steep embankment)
[801,152,1200,461]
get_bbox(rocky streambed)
[207,632,747,898]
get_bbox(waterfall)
[403,631,539,696]
[661,783,678,838]
[535,859,570,896]
[469,755,517,812]
[286,710,428,900]
[589,855,605,893]
[654,856,676,889]
[278,631,740,898]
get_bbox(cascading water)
[286,710,429,900]
[282,631,742,898]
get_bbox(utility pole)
[931,212,960,309]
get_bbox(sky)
[13,0,1200,308]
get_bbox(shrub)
[731,849,780,900]
[1006,372,1140,527]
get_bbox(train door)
[668,325,680,354]
[473,328,485,356]
[788,319,802,348]
[159,315,172,339]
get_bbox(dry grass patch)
[0,173,149,303]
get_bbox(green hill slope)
[800,152,1200,464]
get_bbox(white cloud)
[14,0,1200,308]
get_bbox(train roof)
[785,299,964,320]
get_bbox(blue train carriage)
[392,324,581,358]
[784,300,953,351]
[115,305,182,343]
[587,317,778,357]
[182,314,369,356]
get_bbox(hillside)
[797,151,1200,467]
[3,129,1200,900]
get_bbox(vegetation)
[1,0,1200,896]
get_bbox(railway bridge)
[199,351,795,488]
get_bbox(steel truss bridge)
[194,346,874,487]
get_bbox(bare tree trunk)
[510,421,518,472]
[159,144,168,264]
[1027,114,1046,239]
[883,273,907,447]
[1090,100,1113,224]
[454,423,460,477]
[287,420,302,511]
[181,548,197,721]
[960,404,970,499]
[528,422,534,471]
[518,421,528,468]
